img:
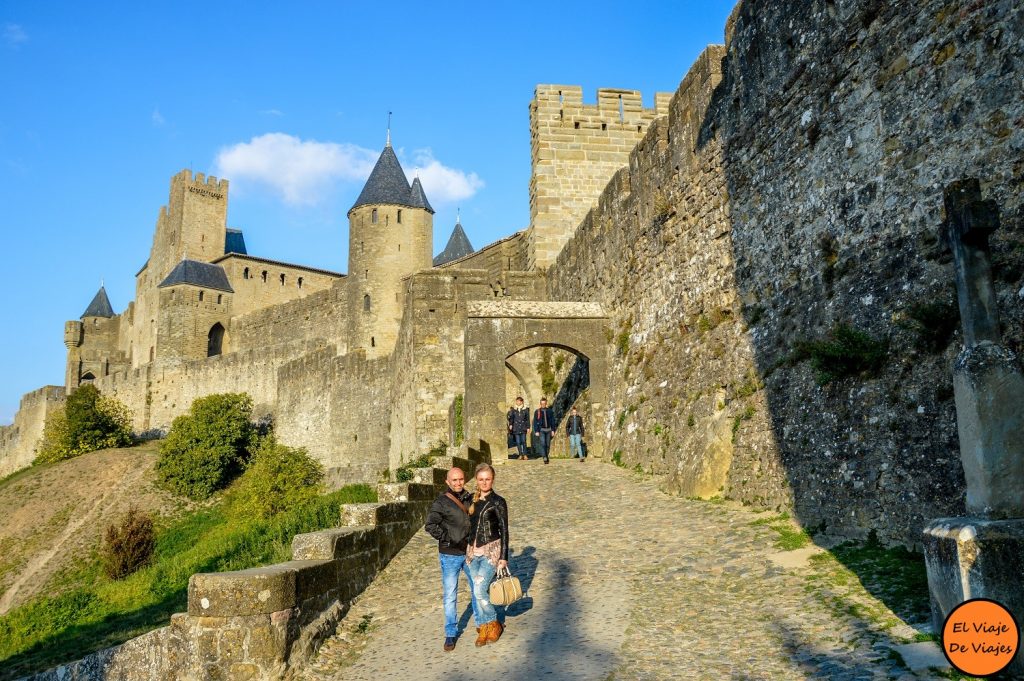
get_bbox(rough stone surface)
[296,460,940,680]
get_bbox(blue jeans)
[569,433,584,458]
[467,555,499,626]
[512,431,528,457]
[534,430,552,460]
[439,553,472,637]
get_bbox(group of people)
[424,463,510,651]
[506,397,587,463]
[422,400,589,652]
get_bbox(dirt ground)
[0,442,193,614]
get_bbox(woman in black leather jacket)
[466,462,509,646]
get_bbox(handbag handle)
[496,565,513,579]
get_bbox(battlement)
[171,168,229,194]
[533,84,670,123]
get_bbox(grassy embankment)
[0,483,377,679]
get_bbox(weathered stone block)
[189,565,297,616]
[923,517,1024,678]
[291,527,377,560]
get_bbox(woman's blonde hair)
[468,462,496,515]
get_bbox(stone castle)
[3,0,1023,550]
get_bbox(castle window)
[207,322,225,357]
[81,372,95,382]
[574,121,580,129]
[371,337,375,347]
[280,273,285,286]
[618,94,624,122]
[298,277,303,289]
[637,125,642,132]
[217,294,222,304]
[371,208,378,224]
[398,243,401,252]
[198,291,205,302]
[363,294,371,312]
[601,123,607,131]
[262,271,267,282]
[364,269,368,280]
[243,267,250,279]
[149,347,154,362]
[397,209,402,224]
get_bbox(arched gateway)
[463,300,609,461]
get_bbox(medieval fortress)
[2,0,1023,549]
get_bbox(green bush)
[101,507,155,580]
[227,440,324,519]
[35,385,132,464]
[795,324,889,385]
[899,298,959,353]
[155,393,257,500]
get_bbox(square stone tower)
[527,85,670,270]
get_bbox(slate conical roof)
[224,228,247,255]
[350,145,416,212]
[158,259,234,293]
[409,176,434,214]
[433,220,475,266]
[81,286,115,318]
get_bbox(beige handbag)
[488,565,524,606]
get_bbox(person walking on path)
[507,396,531,460]
[566,406,586,462]
[466,463,509,646]
[532,398,555,464]
[424,467,474,651]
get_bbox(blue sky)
[0,1,736,424]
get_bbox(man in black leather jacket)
[424,467,474,651]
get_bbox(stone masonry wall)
[549,0,1024,547]
[0,386,65,478]
[528,85,671,269]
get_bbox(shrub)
[155,393,257,500]
[36,385,132,464]
[898,298,959,353]
[228,439,324,519]
[101,507,155,579]
[795,324,889,385]
[395,451,436,483]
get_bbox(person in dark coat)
[424,467,474,651]
[566,406,586,461]
[507,396,530,460]
[532,397,555,464]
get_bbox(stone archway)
[464,300,608,462]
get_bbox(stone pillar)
[923,179,1024,677]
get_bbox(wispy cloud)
[259,109,284,117]
[214,133,484,207]
[2,23,27,49]
[151,108,165,126]
[408,149,484,205]
[215,133,378,205]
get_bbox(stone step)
[292,526,377,561]
[339,501,428,528]
[410,466,448,486]
[429,455,476,474]
[188,559,338,617]
[377,482,438,503]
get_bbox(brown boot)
[475,625,489,647]
[486,620,504,643]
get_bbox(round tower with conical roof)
[347,141,433,356]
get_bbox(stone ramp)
[298,460,946,680]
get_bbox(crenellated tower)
[347,142,433,357]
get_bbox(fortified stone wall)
[527,85,671,269]
[549,0,1024,547]
[215,254,341,319]
[0,386,65,478]
[230,281,349,353]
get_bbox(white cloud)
[3,23,27,49]
[408,149,484,205]
[259,109,284,117]
[151,108,165,126]
[214,134,483,208]
[215,133,378,205]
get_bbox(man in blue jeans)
[533,397,555,464]
[424,467,474,650]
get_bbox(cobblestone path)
[299,459,941,680]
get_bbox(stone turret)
[347,142,433,357]
[433,216,475,266]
